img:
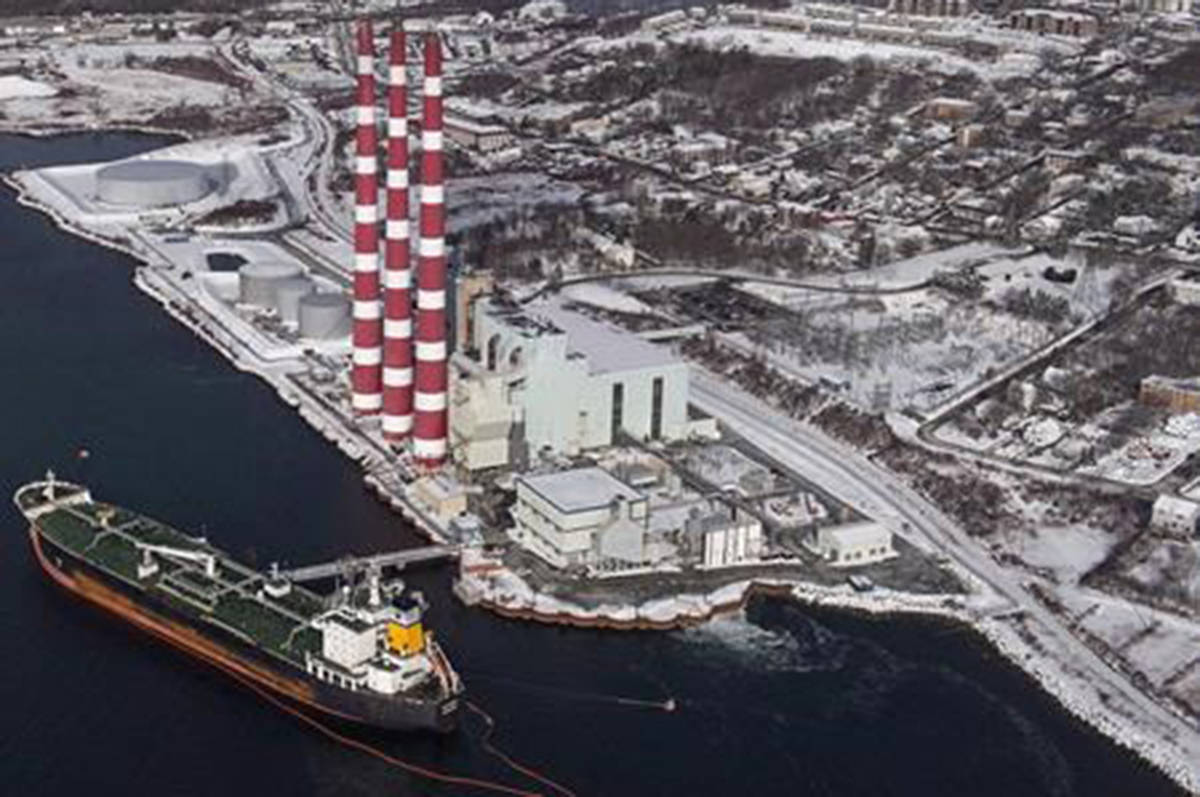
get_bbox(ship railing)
[13,480,93,520]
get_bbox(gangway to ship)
[274,545,460,583]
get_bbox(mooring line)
[226,668,540,796]
[466,700,579,797]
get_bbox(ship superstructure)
[14,472,462,731]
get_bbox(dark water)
[0,131,1186,797]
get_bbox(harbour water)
[0,131,1186,796]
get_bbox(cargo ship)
[14,472,463,732]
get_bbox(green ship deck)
[34,500,327,665]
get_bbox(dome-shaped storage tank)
[298,293,351,340]
[95,159,214,208]
[275,277,315,323]
[238,262,303,307]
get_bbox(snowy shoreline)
[463,567,1198,793]
[0,119,194,142]
[5,168,1198,796]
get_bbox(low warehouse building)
[1139,375,1200,414]
[1150,494,1200,538]
[815,521,897,567]
[410,474,468,525]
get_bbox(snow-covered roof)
[519,467,642,514]
[1151,494,1200,521]
[820,521,892,548]
[532,302,682,376]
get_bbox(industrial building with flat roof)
[513,466,650,568]
[450,297,691,470]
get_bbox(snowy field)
[732,245,1118,413]
[670,26,1041,79]
[0,41,275,134]
[0,75,56,100]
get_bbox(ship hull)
[30,526,459,733]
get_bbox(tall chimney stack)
[412,31,448,466]
[381,27,413,441]
[350,20,383,415]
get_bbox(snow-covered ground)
[0,41,278,135]
[19,137,280,231]
[0,75,56,100]
[670,26,1040,80]
[734,244,1137,412]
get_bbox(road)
[689,368,1200,774]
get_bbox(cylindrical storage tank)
[238,262,303,307]
[298,293,352,340]
[95,159,214,208]
[275,277,315,323]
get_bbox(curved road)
[526,266,932,304]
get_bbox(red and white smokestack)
[350,19,383,415]
[412,31,448,466]
[381,26,413,442]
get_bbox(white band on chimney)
[423,76,442,97]
[387,118,407,139]
[353,347,383,366]
[421,130,444,152]
[414,391,447,412]
[418,237,444,258]
[354,204,377,224]
[386,167,408,188]
[412,436,447,458]
[352,392,384,410]
[382,414,413,434]
[386,219,409,239]
[389,65,406,86]
[355,155,376,174]
[384,318,412,338]
[383,268,411,289]
[356,105,375,125]
[383,366,414,387]
[357,55,373,75]
[415,340,447,361]
[354,300,382,320]
[417,289,445,310]
[420,183,444,204]
[354,253,378,272]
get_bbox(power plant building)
[450,298,690,470]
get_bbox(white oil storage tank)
[95,159,214,208]
[298,293,351,340]
[238,262,303,307]
[275,277,315,323]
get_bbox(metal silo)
[238,262,303,307]
[275,277,315,323]
[298,293,352,340]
